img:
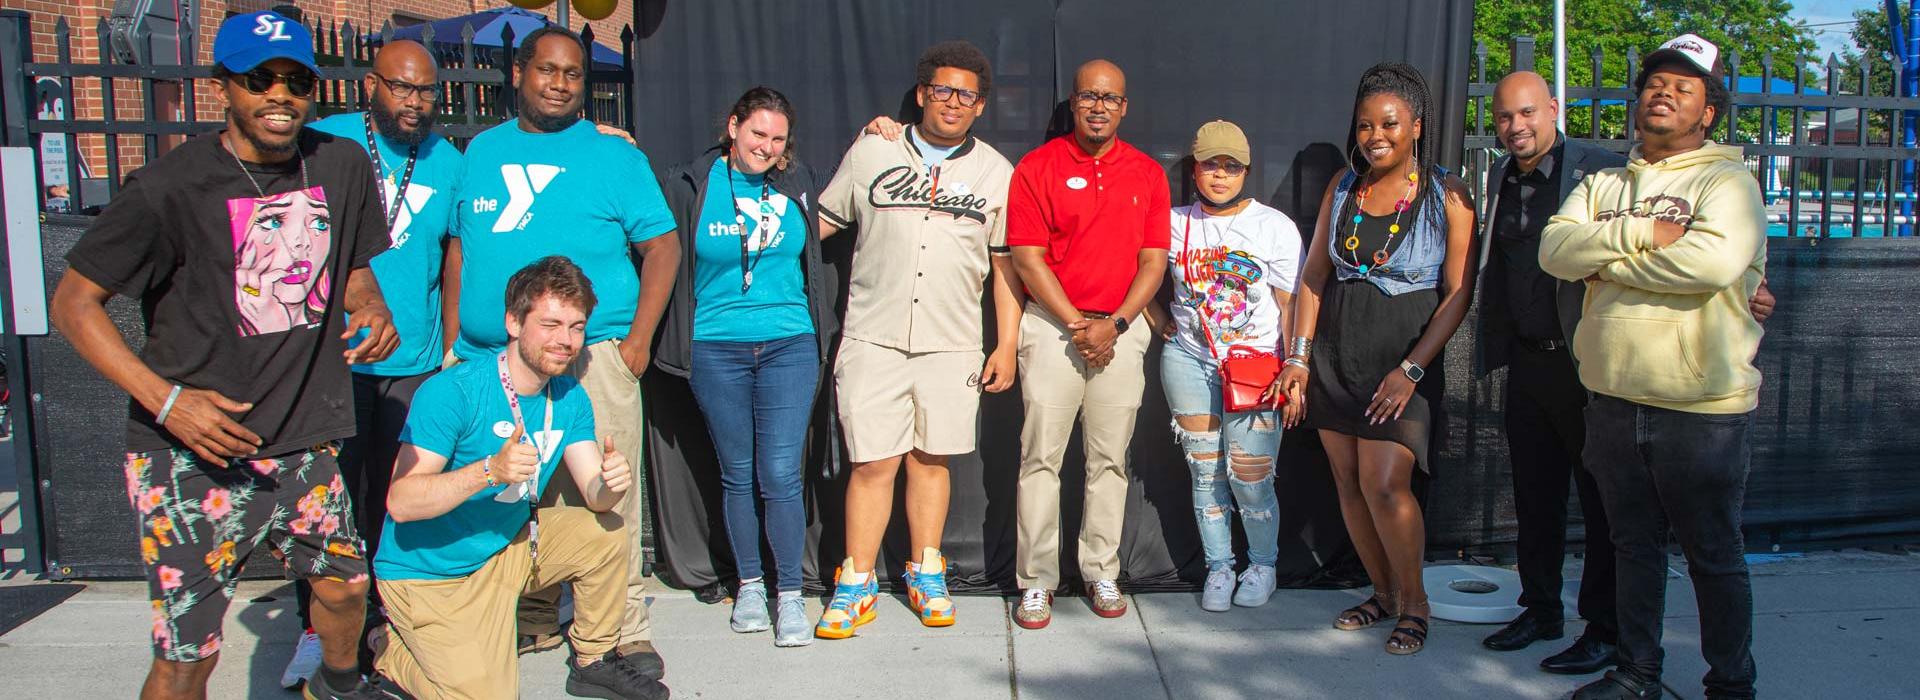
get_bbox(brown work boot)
[1086,579,1128,618]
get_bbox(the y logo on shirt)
[485,164,563,233]
[386,184,436,249]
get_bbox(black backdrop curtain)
[631,0,1477,594]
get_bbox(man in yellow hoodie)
[1540,34,1763,700]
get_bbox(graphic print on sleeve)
[229,186,333,336]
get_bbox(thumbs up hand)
[598,436,632,494]
[492,422,541,485]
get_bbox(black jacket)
[1474,135,1627,376]
[653,147,841,377]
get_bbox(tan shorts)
[834,338,983,463]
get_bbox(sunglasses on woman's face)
[233,67,319,98]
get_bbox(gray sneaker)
[1201,565,1235,612]
[773,593,814,647]
[730,581,770,633]
[1233,564,1277,608]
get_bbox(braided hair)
[1344,62,1435,202]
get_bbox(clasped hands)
[1068,316,1119,368]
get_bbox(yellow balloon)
[572,0,617,21]
[506,0,557,9]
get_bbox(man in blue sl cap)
[49,10,400,699]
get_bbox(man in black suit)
[1477,71,1774,676]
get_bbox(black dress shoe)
[1572,670,1662,699]
[1482,610,1565,651]
[1541,636,1618,675]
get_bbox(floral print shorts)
[127,442,368,661]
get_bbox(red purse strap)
[1182,206,1225,364]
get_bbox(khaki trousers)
[448,339,651,646]
[1014,305,1150,590]
[376,527,624,700]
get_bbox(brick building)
[4,0,637,185]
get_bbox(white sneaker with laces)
[1233,564,1278,608]
[1201,565,1236,612]
[279,629,322,689]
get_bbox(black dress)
[1305,191,1444,472]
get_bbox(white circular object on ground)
[1423,564,1525,624]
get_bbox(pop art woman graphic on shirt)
[230,187,333,336]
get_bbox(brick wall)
[4,0,636,180]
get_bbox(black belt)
[1517,337,1568,352]
[1078,309,1112,319]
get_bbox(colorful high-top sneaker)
[903,547,956,627]
[814,559,879,640]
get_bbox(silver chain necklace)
[222,131,308,198]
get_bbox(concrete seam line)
[1135,594,1175,700]
[1004,596,1019,699]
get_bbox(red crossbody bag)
[1182,207,1285,413]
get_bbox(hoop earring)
[1346,142,1369,179]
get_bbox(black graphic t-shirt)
[67,129,386,457]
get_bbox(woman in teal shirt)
[656,87,830,648]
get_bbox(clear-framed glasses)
[1198,160,1249,176]
[925,83,982,107]
[1072,91,1126,110]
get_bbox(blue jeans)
[1160,342,1282,568]
[688,333,821,593]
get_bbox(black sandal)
[1333,595,1395,631]
[1386,613,1430,655]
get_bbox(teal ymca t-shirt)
[309,112,464,376]
[374,358,596,581]
[692,158,813,342]
[451,119,676,360]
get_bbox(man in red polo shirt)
[1006,59,1170,629]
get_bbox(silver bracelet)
[155,384,184,425]
[1283,357,1311,371]
[1289,337,1313,358]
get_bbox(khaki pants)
[448,339,652,646]
[1014,305,1150,590]
[376,527,625,700]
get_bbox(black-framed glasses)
[370,72,443,102]
[1198,160,1249,176]
[925,83,982,107]
[234,67,318,98]
[1072,91,1126,110]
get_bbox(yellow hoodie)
[1539,141,1766,414]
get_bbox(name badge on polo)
[1066,176,1088,190]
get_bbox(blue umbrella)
[380,7,625,68]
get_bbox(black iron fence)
[0,10,636,215]
[1466,36,1920,238]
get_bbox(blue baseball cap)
[213,11,319,74]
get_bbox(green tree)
[1474,0,1816,141]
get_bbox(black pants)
[1584,395,1756,698]
[1504,343,1616,643]
[297,370,432,628]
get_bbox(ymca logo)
[476,164,563,233]
[385,183,436,249]
[253,15,295,41]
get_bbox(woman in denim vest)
[1276,63,1478,655]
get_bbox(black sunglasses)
[232,67,318,98]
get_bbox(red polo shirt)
[1006,136,1172,314]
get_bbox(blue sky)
[1796,0,1879,59]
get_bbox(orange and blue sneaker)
[903,547,956,627]
[814,559,878,640]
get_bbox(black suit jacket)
[1474,136,1628,376]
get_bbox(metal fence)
[1465,36,1920,238]
[0,10,636,215]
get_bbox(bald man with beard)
[1005,59,1170,629]
[285,39,468,689]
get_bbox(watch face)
[1405,364,1425,382]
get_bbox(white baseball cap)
[1642,33,1723,79]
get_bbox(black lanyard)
[363,114,419,233]
[726,164,773,292]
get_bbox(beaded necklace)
[1343,168,1418,274]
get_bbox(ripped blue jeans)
[1160,342,1282,569]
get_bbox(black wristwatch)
[1111,315,1131,335]
[1399,359,1425,383]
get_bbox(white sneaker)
[279,629,322,689]
[1233,564,1278,608]
[1200,565,1235,612]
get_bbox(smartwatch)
[1112,315,1131,335]
[1399,359,1425,383]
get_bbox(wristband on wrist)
[155,385,184,425]
[482,455,497,487]
[1284,357,1311,371]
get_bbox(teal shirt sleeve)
[616,147,676,243]
[398,374,469,461]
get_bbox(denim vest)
[1327,166,1451,296]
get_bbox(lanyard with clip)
[496,352,552,559]
[363,114,419,233]
[726,163,774,292]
